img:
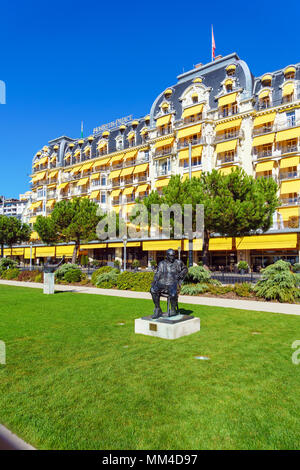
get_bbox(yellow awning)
[50,154,57,163]
[91,172,100,180]
[31,200,43,210]
[236,233,298,250]
[280,179,300,194]
[224,78,233,86]
[120,167,134,177]
[56,245,76,257]
[74,149,81,157]
[93,158,110,167]
[208,237,233,251]
[282,82,294,97]
[218,92,237,107]
[215,118,242,132]
[215,139,237,153]
[258,90,270,99]
[84,146,91,154]
[108,241,140,248]
[58,182,69,190]
[64,152,71,160]
[124,150,138,160]
[276,127,300,142]
[285,66,296,75]
[12,248,24,256]
[256,161,275,172]
[33,171,46,181]
[111,189,121,197]
[112,205,121,213]
[156,114,172,127]
[36,246,56,257]
[133,163,149,174]
[226,64,236,72]
[154,137,174,149]
[33,160,40,168]
[24,246,36,258]
[177,124,202,139]
[80,243,106,249]
[278,207,299,221]
[183,239,203,251]
[253,112,276,127]
[280,156,300,169]
[90,190,100,199]
[136,184,149,194]
[81,162,93,171]
[77,177,89,186]
[155,178,169,187]
[49,170,58,178]
[97,141,108,150]
[182,170,202,181]
[39,156,48,165]
[143,240,183,251]
[46,199,55,208]
[127,131,135,140]
[218,166,238,175]
[123,187,134,195]
[71,165,82,174]
[47,183,56,189]
[109,169,121,179]
[110,154,124,163]
[252,133,275,147]
[182,104,204,119]
[261,74,272,82]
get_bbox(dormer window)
[226,64,236,77]
[261,74,272,87]
[284,66,296,80]
[191,93,198,103]
[225,79,233,93]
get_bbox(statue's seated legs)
[150,282,179,318]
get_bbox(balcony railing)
[154,148,173,158]
[156,126,173,137]
[252,126,274,136]
[214,130,242,143]
[177,137,205,149]
[279,171,300,181]
[218,108,239,118]
[280,144,298,155]
[253,149,273,159]
[280,197,300,206]
[155,168,171,177]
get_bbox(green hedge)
[91,266,114,285]
[116,272,154,292]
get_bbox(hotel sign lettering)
[93,115,133,134]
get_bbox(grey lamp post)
[122,235,127,272]
[29,242,33,272]
[188,142,193,267]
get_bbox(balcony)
[177,137,205,149]
[280,196,300,206]
[214,130,242,143]
[154,148,173,158]
[280,143,299,155]
[123,177,134,185]
[155,167,171,177]
[218,154,237,165]
[156,126,173,137]
[279,171,300,181]
[218,108,239,119]
[252,125,274,136]
[275,118,300,132]
[253,149,273,159]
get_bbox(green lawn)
[0,285,299,450]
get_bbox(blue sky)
[0,0,299,198]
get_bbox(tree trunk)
[0,244,3,258]
[72,242,79,264]
[202,229,210,268]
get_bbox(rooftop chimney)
[194,63,203,68]
[215,55,223,60]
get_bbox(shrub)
[1,268,20,280]
[17,270,41,282]
[237,261,249,272]
[95,269,119,288]
[254,260,300,303]
[116,271,154,292]
[234,283,254,297]
[185,265,221,286]
[292,263,300,273]
[114,259,121,269]
[55,263,80,280]
[64,268,82,283]
[180,283,209,295]
[132,259,140,269]
[34,273,43,283]
[91,266,114,285]
[207,284,233,295]
[0,258,17,273]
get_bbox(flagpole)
[81,121,83,138]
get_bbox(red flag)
[212,25,216,61]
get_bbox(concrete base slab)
[135,314,200,340]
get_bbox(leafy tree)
[137,168,279,265]
[0,215,31,257]
[34,198,101,263]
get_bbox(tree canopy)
[34,198,101,263]
[0,215,31,257]
[137,168,279,264]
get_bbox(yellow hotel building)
[8,52,300,270]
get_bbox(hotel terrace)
[7,52,300,270]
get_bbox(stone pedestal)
[43,272,55,294]
[135,314,200,340]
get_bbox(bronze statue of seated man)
[150,248,188,319]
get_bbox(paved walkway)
[0,279,299,316]
[0,424,35,450]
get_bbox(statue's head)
[166,249,176,263]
